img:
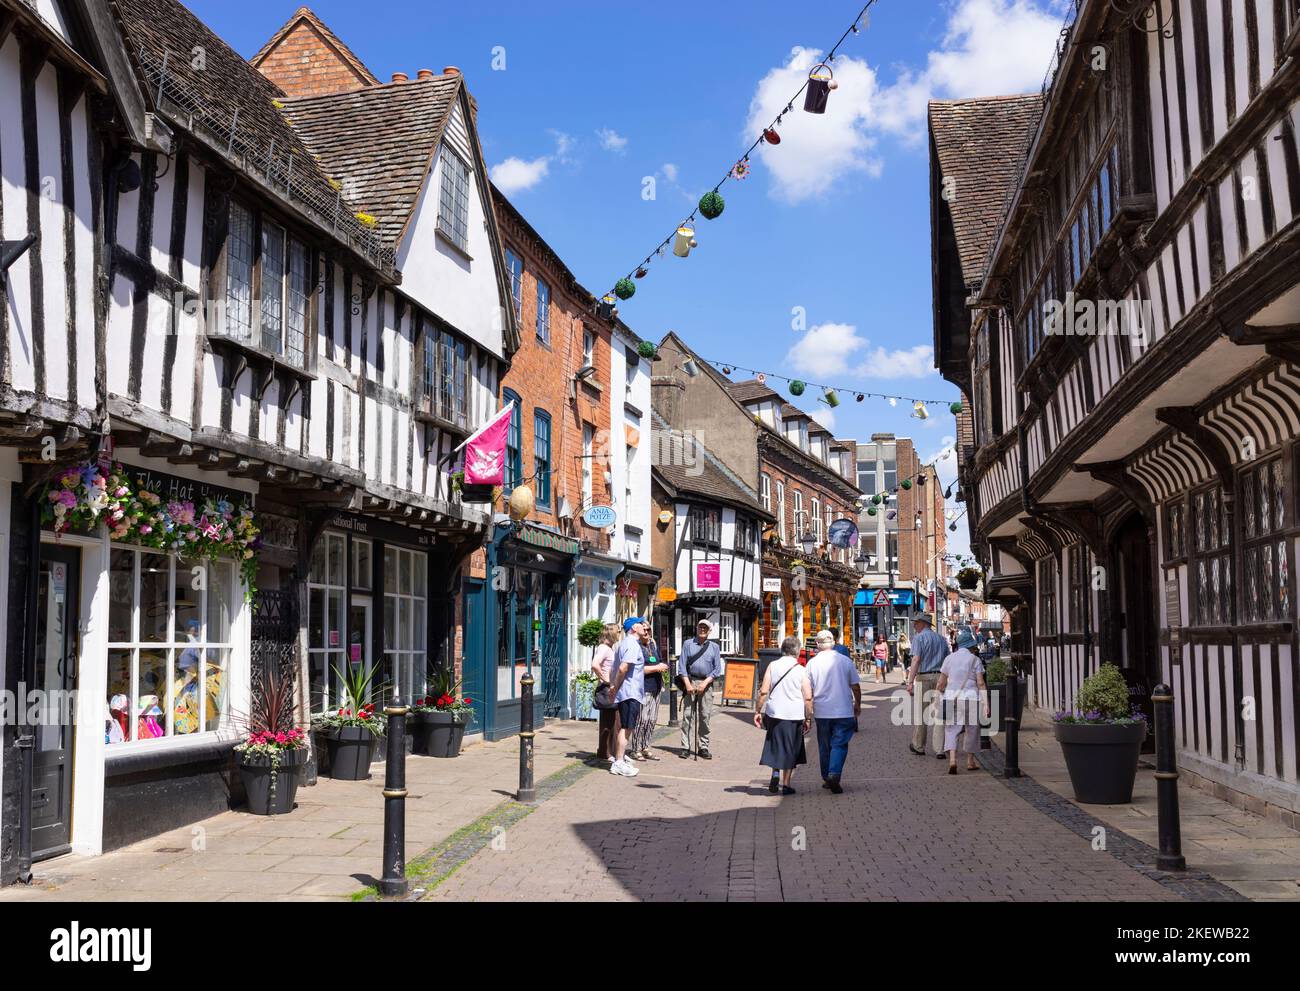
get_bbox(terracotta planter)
[1054,719,1148,804]
[410,710,470,758]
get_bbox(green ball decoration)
[901,479,913,490]
[789,380,806,397]
[872,494,883,506]
[867,508,877,517]
[637,340,658,360]
[614,278,636,301]
[698,190,726,220]
[949,402,963,415]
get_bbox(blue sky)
[188,0,1073,559]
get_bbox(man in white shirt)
[805,629,862,794]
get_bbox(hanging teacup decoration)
[635,266,648,279]
[673,225,695,257]
[763,127,781,145]
[804,62,836,114]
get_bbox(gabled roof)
[651,411,772,520]
[251,6,380,88]
[724,379,780,405]
[928,94,1043,290]
[282,75,461,249]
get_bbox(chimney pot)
[417,69,436,80]
[443,66,461,76]
[391,71,409,83]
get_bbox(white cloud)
[549,130,577,165]
[874,0,1064,142]
[662,163,679,183]
[596,128,628,153]
[745,47,883,204]
[741,0,1062,199]
[811,407,837,432]
[490,156,550,195]
[784,324,935,381]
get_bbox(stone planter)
[1054,719,1148,804]
[323,726,379,780]
[238,746,307,816]
[410,710,471,758]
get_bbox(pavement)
[2,672,1294,902]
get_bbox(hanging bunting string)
[696,356,960,409]
[603,0,878,302]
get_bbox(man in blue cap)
[606,617,648,777]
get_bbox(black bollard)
[667,682,678,727]
[377,702,409,896]
[518,673,536,803]
[1003,671,1021,778]
[1151,684,1185,871]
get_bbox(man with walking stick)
[677,619,722,759]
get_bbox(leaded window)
[1189,485,1232,627]
[1164,500,1187,561]
[690,506,721,549]
[1241,458,1290,624]
[1065,544,1085,634]
[1038,557,1059,638]
[437,146,471,251]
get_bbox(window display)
[106,547,235,744]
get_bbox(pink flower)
[139,525,152,535]
[114,486,128,498]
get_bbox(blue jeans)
[815,717,856,780]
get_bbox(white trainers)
[621,759,639,777]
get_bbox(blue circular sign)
[582,505,617,528]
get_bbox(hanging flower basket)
[698,190,725,220]
[614,278,637,301]
[41,461,261,599]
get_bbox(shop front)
[463,520,579,740]
[853,587,917,648]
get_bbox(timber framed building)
[932,0,1300,821]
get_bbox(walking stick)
[693,691,700,762]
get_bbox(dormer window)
[438,146,471,252]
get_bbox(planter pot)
[410,710,471,758]
[324,726,379,780]
[239,747,307,816]
[574,683,596,721]
[1054,719,1148,804]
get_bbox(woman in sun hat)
[936,627,988,774]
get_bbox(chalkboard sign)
[122,464,251,510]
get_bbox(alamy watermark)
[1043,293,1156,346]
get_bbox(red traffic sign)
[873,590,890,607]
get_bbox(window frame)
[418,320,472,431]
[1186,482,1232,628]
[437,144,472,252]
[1037,556,1060,638]
[505,249,523,319]
[535,278,551,346]
[501,389,522,490]
[689,505,722,550]
[1239,454,1292,625]
[533,408,552,509]
[1065,543,1086,634]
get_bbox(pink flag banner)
[461,402,514,486]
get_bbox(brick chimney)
[391,71,409,83]
[252,7,382,97]
[417,68,436,80]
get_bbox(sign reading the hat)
[695,563,721,589]
[582,505,617,529]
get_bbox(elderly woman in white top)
[753,636,813,795]
[936,628,989,774]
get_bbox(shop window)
[106,548,236,744]
[384,546,428,698]
[1037,557,1059,637]
[1241,459,1290,624]
[437,145,471,252]
[533,409,552,508]
[352,537,373,591]
[1189,484,1232,627]
[307,532,348,713]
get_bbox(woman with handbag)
[936,628,988,774]
[753,636,813,795]
[591,623,622,763]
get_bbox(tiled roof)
[110,0,383,263]
[651,412,771,519]
[282,75,461,249]
[724,379,780,404]
[928,94,1043,289]
[252,6,380,86]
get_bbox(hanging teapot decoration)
[804,62,837,115]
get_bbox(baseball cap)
[623,616,645,632]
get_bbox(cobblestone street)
[425,681,1216,902]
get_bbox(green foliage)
[1075,663,1132,720]
[637,340,658,360]
[578,619,606,648]
[984,657,1009,686]
[789,380,806,396]
[698,190,725,219]
[614,278,636,301]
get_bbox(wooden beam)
[1155,406,1236,498]
[1079,459,1155,524]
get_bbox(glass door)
[32,545,80,859]
[350,596,373,695]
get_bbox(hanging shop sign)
[695,563,721,590]
[657,586,678,603]
[123,464,251,510]
[582,505,617,529]
[518,524,581,556]
[827,518,859,549]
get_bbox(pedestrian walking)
[905,614,949,758]
[591,622,622,762]
[897,629,911,674]
[937,628,989,773]
[806,629,861,794]
[606,617,648,778]
[627,629,667,761]
[871,634,889,683]
[753,636,813,795]
[677,619,723,759]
